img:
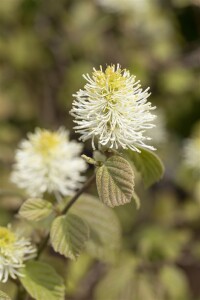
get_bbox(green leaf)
[128,147,164,187]
[160,266,190,300]
[50,213,89,260]
[137,226,190,261]
[19,198,53,221]
[66,254,92,295]
[0,290,11,300]
[95,256,136,300]
[96,155,135,207]
[70,194,121,258]
[134,274,159,300]
[20,261,65,300]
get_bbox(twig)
[62,173,96,214]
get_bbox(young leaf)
[0,290,11,300]
[128,147,164,187]
[70,194,121,257]
[96,155,135,207]
[50,213,89,260]
[19,198,53,221]
[20,261,65,300]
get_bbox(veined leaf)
[70,194,121,258]
[96,155,135,207]
[0,290,11,300]
[19,198,53,221]
[50,213,89,260]
[20,261,65,300]
[128,147,164,187]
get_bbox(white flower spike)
[70,64,156,152]
[11,128,87,198]
[0,226,36,283]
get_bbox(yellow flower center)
[93,65,127,103]
[33,131,60,157]
[0,227,15,249]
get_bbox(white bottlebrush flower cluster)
[70,64,156,152]
[0,226,36,283]
[184,135,200,174]
[11,128,87,197]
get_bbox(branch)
[62,173,96,214]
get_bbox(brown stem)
[62,173,96,214]
[36,234,50,259]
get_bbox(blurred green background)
[0,0,200,299]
